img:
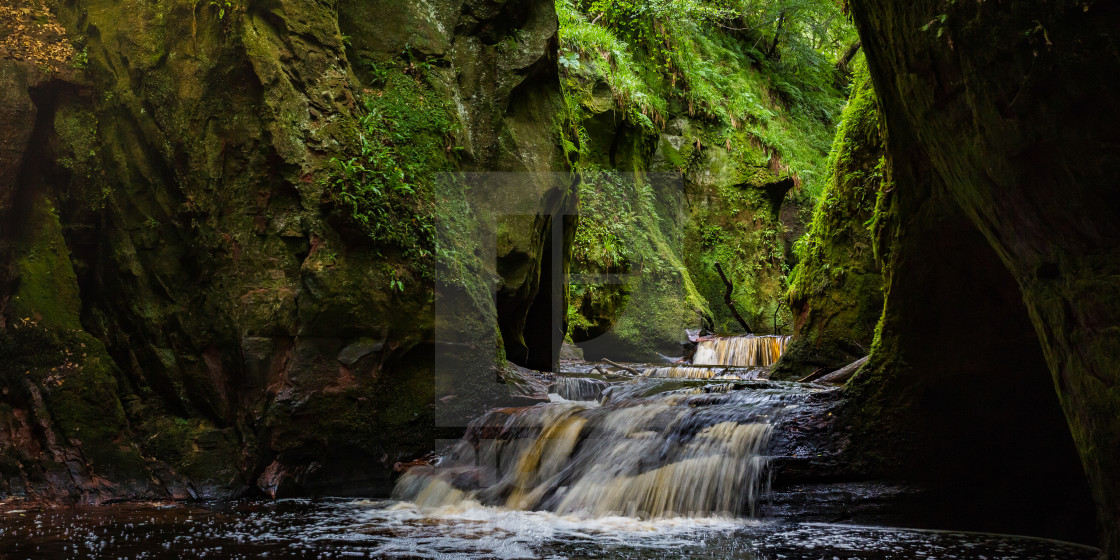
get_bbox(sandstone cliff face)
[843,0,1117,550]
[0,0,566,501]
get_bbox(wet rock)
[548,377,608,401]
[497,363,552,404]
[337,338,386,368]
[559,341,585,361]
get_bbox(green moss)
[685,166,792,334]
[324,64,457,280]
[0,322,148,480]
[128,396,242,485]
[568,168,710,358]
[53,105,109,207]
[770,65,885,379]
[9,202,82,330]
[556,0,847,197]
[560,0,851,351]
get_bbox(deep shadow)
[847,189,1096,544]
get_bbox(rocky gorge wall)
[0,0,568,502]
[5,3,1113,554]
[771,68,884,380]
[558,2,843,361]
[837,0,1118,551]
[756,53,1095,544]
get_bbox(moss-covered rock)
[771,68,885,380]
[568,169,710,360]
[558,2,846,360]
[841,0,1116,547]
[0,0,567,501]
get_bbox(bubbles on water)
[0,501,1101,559]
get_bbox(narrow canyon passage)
[1,0,1116,557]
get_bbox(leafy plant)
[367,60,391,86]
[556,0,852,196]
[209,0,235,20]
[324,63,458,279]
[71,47,88,70]
[559,51,582,71]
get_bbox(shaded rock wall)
[566,123,807,362]
[0,0,567,501]
[843,0,1116,549]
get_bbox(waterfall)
[548,377,610,402]
[393,389,787,519]
[642,366,766,381]
[693,335,791,367]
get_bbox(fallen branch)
[715,262,753,333]
[836,40,863,74]
[603,358,642,376]
[797,368,827,383]
[816,356,869,385]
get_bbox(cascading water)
[548,377,610,402]
[642,365,767,381]
[693,335,791,367]
[2,368,1098,560]
[393,386,800,519]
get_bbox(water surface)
[0,500,1099,559]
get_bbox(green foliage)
[325,64,458,279]
[559,51,582,70]
[557,0,669,133]
[71,46,88,70]
[366,60,391,86]
[559,0,852,340]
[571,168,656,269]
[789,64,881,300]
[589,0,738,25]
[778,64,885,367]
[208,0,237,20]
[557,0,852,197]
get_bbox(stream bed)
[0,358,1101,559]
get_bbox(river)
[0,343,1102,559]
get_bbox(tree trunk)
[835,40,862,73]
[766,12,786,60]
[715,262,753,334]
